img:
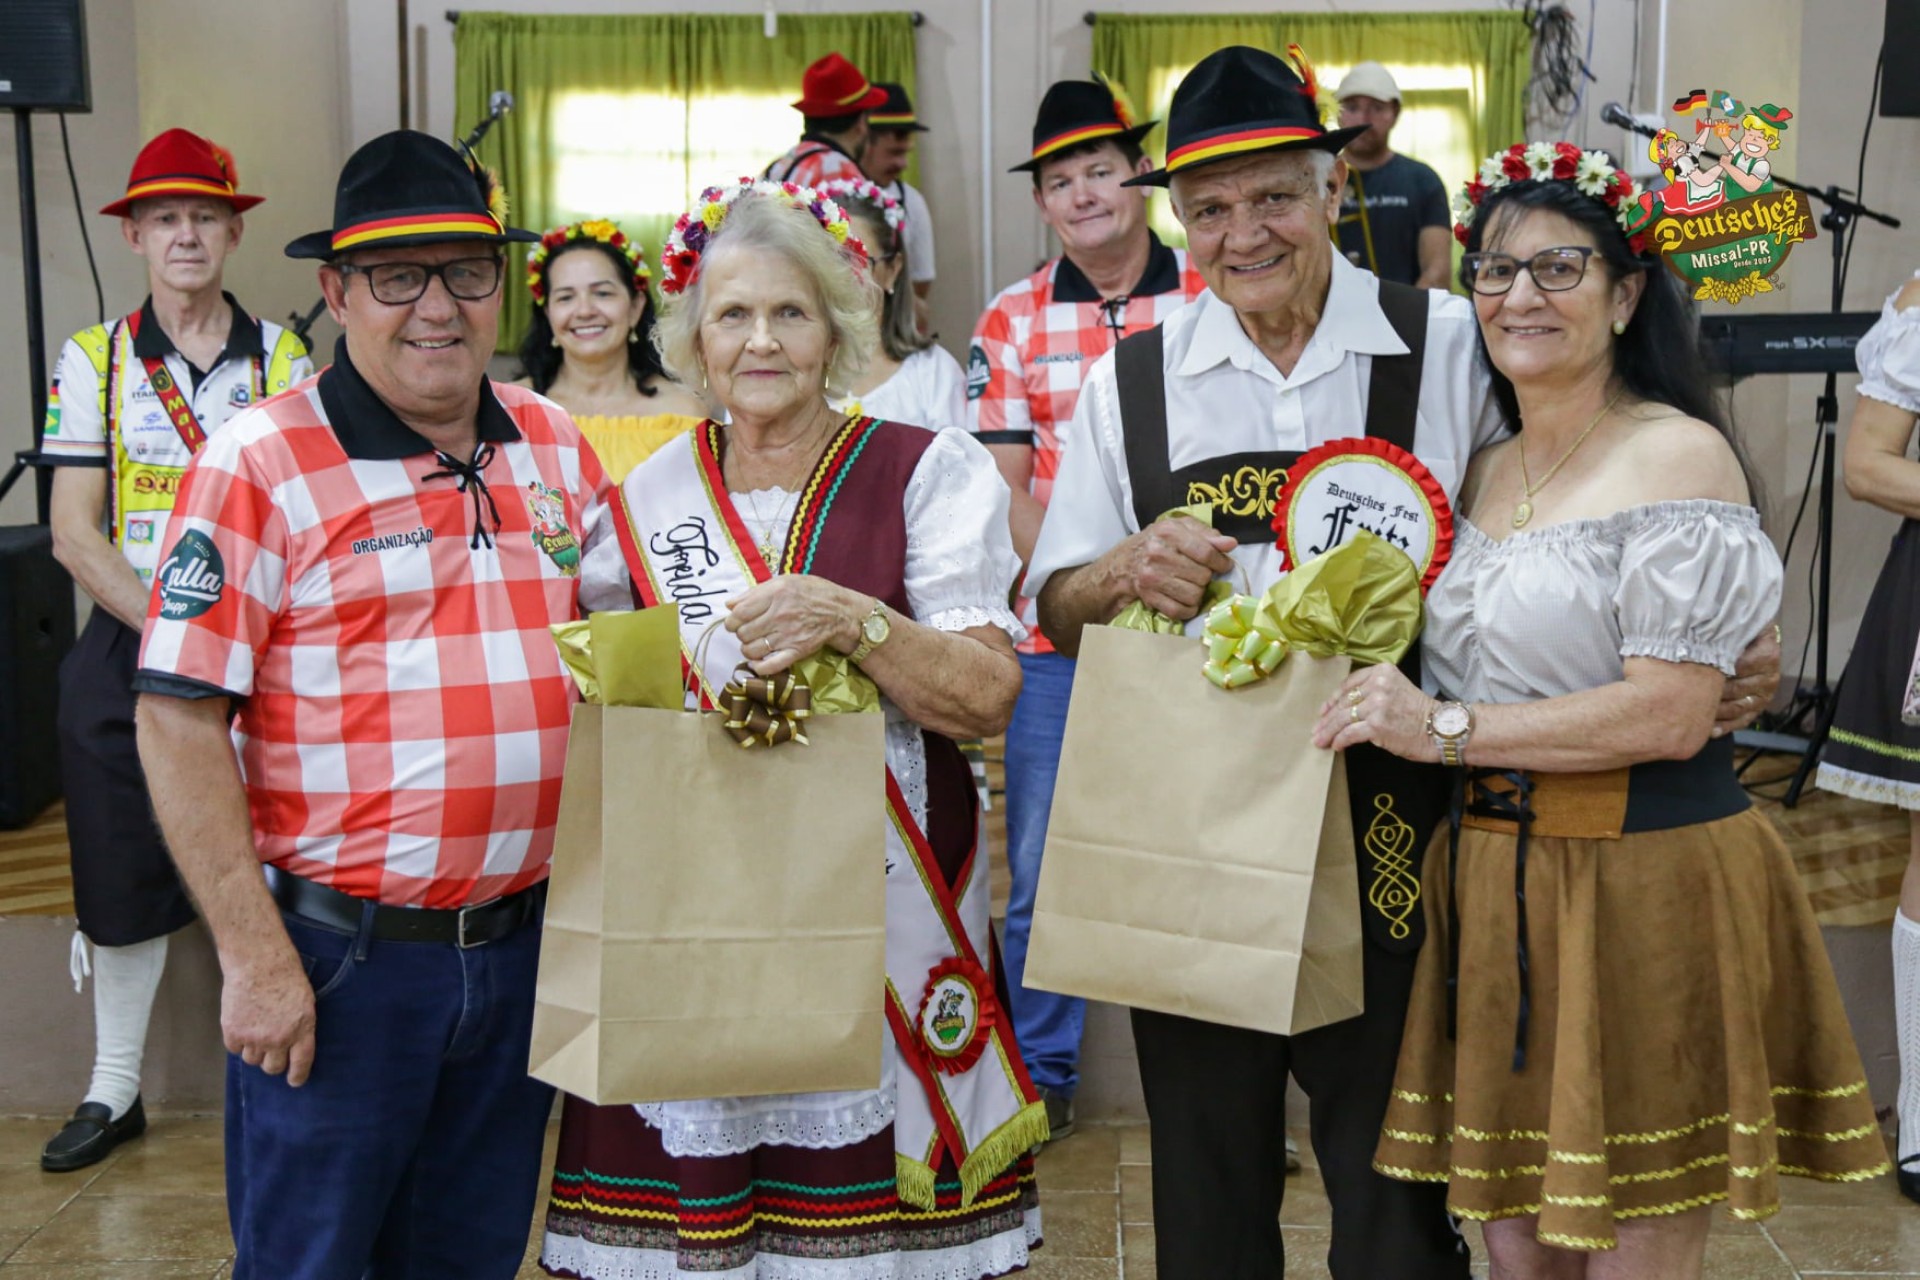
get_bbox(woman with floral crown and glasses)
[516,218,707,481]
[811,178,968,433]
[545,179,1045,1279]
[1311,141,1887,1277]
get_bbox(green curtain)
[455,12,916,354]
[1093,12,1531,251]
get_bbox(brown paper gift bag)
[529,612,889,1105]
[1023,624,1364,1036]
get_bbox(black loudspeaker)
[0,0,91,113]
[1885,0,1920,117]
[0,526,75,828]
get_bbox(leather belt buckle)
[456,899,491,949]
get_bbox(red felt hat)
[791,52,888,117]
[100,128,263,218]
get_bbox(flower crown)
[660,178,868,297]
[526,219,649,304]
[811,178,906,236]
[1453,141,1652,256]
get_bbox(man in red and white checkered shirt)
[133,131,610,1280]
[967,79,1206,1142]
[763,51,887,188]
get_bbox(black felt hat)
[1010,77,1157,174]
[868,83,929,132]
[1124,45,1366,188]
[286,130,538,260]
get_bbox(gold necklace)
[742,487,800,564]
[1513,391,1623,529]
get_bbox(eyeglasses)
[1460,246,1596,296]
[336,256,503,305]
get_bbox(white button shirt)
[1027,253,1507,634]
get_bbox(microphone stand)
[1737,177,1901,805]
[284,105,509,356]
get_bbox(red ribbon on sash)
[125,309,208,455]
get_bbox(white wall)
[5,0,1915,681]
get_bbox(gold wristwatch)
[849,599,891,664]
[1425,700,1474,767]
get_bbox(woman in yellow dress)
[516,219,707,481]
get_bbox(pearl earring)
[628,328,639,344]
[1611,319,1627,336]
[550,334,562,347]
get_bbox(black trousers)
[1132,941,1469,1280]
[59,610,196,945]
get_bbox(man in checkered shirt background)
[967,78,1207,1141]
[132,132,610,1279]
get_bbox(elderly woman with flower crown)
[515,218,708,481]
[542,178,1044,1279]
[1308,138,1888,1276]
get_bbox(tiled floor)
[1,1114,1915,1278]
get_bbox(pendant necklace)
[1513,390,1623,529]
[742,487,800,565]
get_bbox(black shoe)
[1901,1153,1920,1206]
[40,1096,146,1173]
[1042,1090,1076,1144]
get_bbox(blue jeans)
[1002,650,1083,1097]
[227,907,556,1280]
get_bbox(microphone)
[1600,102,1660,139]
[461,91,513,152]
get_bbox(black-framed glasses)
[337,256,504,305]
[1460,246,1596,296]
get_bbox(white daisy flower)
[1574,152,1613,197]
[1479,156,1507,185]
[1523,142,1557,179]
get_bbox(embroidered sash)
[124,307,261,455]
[612,421,1045,1206]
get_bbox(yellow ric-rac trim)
[1778,1122,1879,1142]
[1456,1124,1549,1142]
[1381,1128,1443,1144]
[1615,1192,1729,1220]
[1373,1162,1450,1183]
[1619,1154,1731,1183]
[1550,1151,1608,1165]
[1829,726,1920,763]
[1544,1193,1611,1207]
[1392,1088,1453,1105]
[1778,1160,1892,1180]
[1773,1079,1868,1099]
[1537,1231,1623,1250]
[1448,1163,1547,1180]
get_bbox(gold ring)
[1772,623,1782,644]
[1349,703,1361,724]
[1347,689,1363,705]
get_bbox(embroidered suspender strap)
[124,308,212,455]
[1362,281,1429,452]
[1114,326,1173,533]
[101,318,127,542]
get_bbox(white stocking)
[84,934,169,1120]
[1897,909,1920,1163]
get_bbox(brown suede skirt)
[1374,761,1889,1251]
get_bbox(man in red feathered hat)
[37,128,311,1174]
[764,51,888,187]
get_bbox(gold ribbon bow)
[1196,531,1424,689]
[719,667,814,747]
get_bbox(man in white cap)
[1332,62,1452,289]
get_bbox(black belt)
[265,864,546,948]
[1445,737,1750,1071]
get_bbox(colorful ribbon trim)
[331,212,502,250]
[1167,125,1323,172]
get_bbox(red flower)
[1501,151,1531,181]
[1454,222,1470,246]
[1465,176,1488,204]
[1628,232,1649,256]
[1552,151,1579,180]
